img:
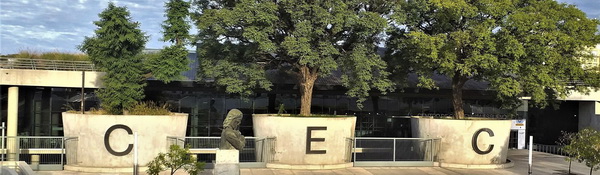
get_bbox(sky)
[0,0,599,55]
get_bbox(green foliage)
[387,0,600,119]
[193,0,397,115]
[277,103,286,115]
[146,45,190,83]
[558,131,577,174]
[162,0,191,45]
[149,0,192,84]
[8,50,89,61]
[127,101,172,115]
[147,144,205,175]
[562,128,600,175]
[79,2,148,114]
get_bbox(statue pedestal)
[213,149,240,175]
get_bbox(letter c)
[472,128,495,155]
[104,124,133,156]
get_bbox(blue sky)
[0,0,599,55]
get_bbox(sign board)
[517,130,526,149]
[511,119,526,130]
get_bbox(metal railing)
[166,136,276,167]
[532,144,569,156]
[1,136,67,171]
[64,137,78,166]
[353,137,440,167]
[167,137,440,167]
[0,58,96,71]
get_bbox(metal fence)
[353,137,440,167]
[1,136,66,171]
[64,137,78,166]
[167,137,440,168]
[166,136,276,168]
[0,136,440,171]
[532,144,569,156]
[0,58,96,71]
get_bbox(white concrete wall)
[0,69,104,88]
[563,90,600,101]
[62,113,187,169]
[411,118,511,165]
[252,114,356,166]
[579,102,600,131]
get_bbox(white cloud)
[1,0,171,53]
[2,24,77,40]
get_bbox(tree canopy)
[193,0,396,115]
[79,2,148,114]
[146,0,192,83]
[162,0,192,45]
[386,0,600,119]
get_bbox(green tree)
[79,2,148,114]
[147,0,192,83]
[386,0,600,119]
[146,144,205,175]
[563,128,600,175]
[558,131,576,174]
[193,0,396,115]
[162,0,191,45]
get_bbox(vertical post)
[7,87,18,161]
[353,138,357,166]
[528,136,533,175]
[430,139,434,162]
[60,137,64,168]
[2,122,5,170]
[81,71,85,114]
[133,132,138,175]
[392,138,396,161]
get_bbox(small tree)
[147,144,205,175]
[558,131,576,175]
[79,2,148,114]
[563,128,600,175]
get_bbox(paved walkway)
[38,150,599,175]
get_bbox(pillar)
[7,86,18,161]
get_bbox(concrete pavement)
[37,150,600,175]
[239,150,599,175]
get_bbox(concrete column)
[7,86,18,161]
[579,101,600,131]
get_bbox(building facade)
[0,49,599,147]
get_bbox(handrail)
[0,58,96,71]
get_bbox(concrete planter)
[411,117,511,167]
[252,114,356,169]
[62,112,188,173]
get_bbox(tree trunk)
[299,65,318,116]
[568,160,571,175]
[451,73,467,119]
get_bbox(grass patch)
[127,101,172,115]
[4,50,89,61]
[65,102,172,115]
[276,114,354,117]
[65,108,108,114]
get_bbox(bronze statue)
[219,109,245,150]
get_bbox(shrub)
[146,144,204,175]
